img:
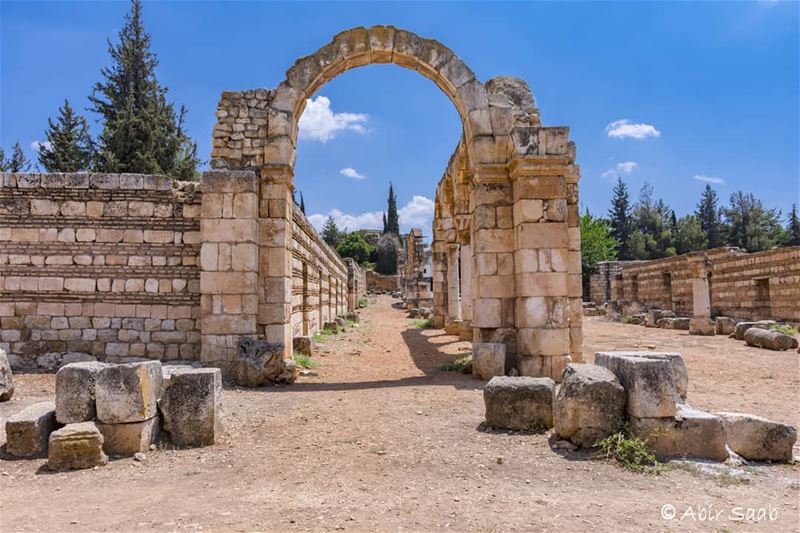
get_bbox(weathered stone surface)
[656,317,675,329]
[630,405,728,461]
[5,401,57,457]
[230,337,295,387]
[483,376,554,431]
[644,310,663,328]
[672,317,690,330]
[611,351,688,400]
[716,412,796,462]
[715,317,736,336]
[733,321,771,340]
[95,361,162,423]
[162,362,201,390]
[689,318,715,336]
[595,352,677,418]
[0,348,14,401]
[160,368,223,447]
[743,328,799,351]
[472,342,506,380]
[554,364,625,448]
[293,336,314,357]
[96,416,160,456]
[48,422,108,471]
[55,362,109,424]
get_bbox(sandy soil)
[1,294,798,532]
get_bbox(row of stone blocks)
[4,360,222,471]
[481,351,796,463]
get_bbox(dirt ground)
[1,294,798,532]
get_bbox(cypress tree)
[0,147,6,171]
[695,184,723,248]
[300,191,306,215]
[386,182,400,235]
[38,100,95,172]
[8,141,30,172]
[89,0,199,178]
[382,212,387,233]
[786,204,800,246]
[608,178,632,259]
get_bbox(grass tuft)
[411,317,435,329]
[597,426,659,473]
[293,352,317,369]
[441,355,472,373]
[357,297,368,308]
[771,324,799,336]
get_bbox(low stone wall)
[366,271,399,292]
[0,173,201,368]
[592,246,800,321]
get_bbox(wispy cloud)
[30,140,52,152]
[308,195,435,233]
[298,96,369,142]
[693,174,726,185]
[602,161,639,178]
[605,119,661,140]
[340,167,366,180]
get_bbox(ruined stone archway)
[205,26,583,381]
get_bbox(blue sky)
[2,1,798,237]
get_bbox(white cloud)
[605,119,661,140]
[340,167,366,180]
[308,195,435,234]
[601,161,639,178]
[30,140,52,153]
[298,96,369,142]
[693,174,726,185]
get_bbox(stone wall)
[0,173,202,368]
[592,246,800,321]
[366,271,399,292]
[290,208,349,337]
[401,228,433,309]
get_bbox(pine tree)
[695,185,723,248]
[786,204,800,246]
[322,216,342,248]
[8,141,30,172]
[0,147,6,172]
[299,192,306,215]
[608,178,632,259]
[89,0,199,178]
[723,191,783,252]
[385,182,400,235]
[38,100,95,172]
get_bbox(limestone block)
[554,364,626,448]
[672,317,690,330]
[230,337,295,386]
[733,321,769,340]
[6,401,57,457]
[483,376,554,431]
[96,416,160,456]
[95,361,163,423]
[48,422,108,471]
[715,317,736,336]
[630,405,728,462]
[744,328,799,351]
[689,318,715,336]
[610,351,688,400]
[594,352,677,418]
[56,361,109,423]
[656,317,675,329]
[645,310,664,328]
[716,412,797,463]
[472,342,506,380]
[160,368,223,447]
[0,348,14,401]
[293,336,314,357]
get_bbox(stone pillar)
[446,243,462,334]
[199,171,260,370]
[460,243,473,323]
[431,243,447,328]
[688,254,715,335]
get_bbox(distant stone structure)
[589,246,800,323]
[400,228,433,311]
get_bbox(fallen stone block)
[733,321,770,340]
[595,352,678,418]
[656,317,675,329]
[96,416,160,456]
[160,368,223,447]
[323,321,340,332]
[61,352,97,365]
[55,362,109,424]
[645,310,663,328]
[472,343,506,381]
[48,422,108,471]
[715,317,736,336]
[0,348,14,401]
[630,405,728,461]
[554,364,625,448]
[484,376,554,431]
[672,318,690,330]
[716,412,797,462]
[293,336,314,357]
[5,401,57,457]
[95,361,162,424]
[744,328,799,351]
[612,351,688,400]
[344,312,359,323]
[231,337,295,387]
[689,318,715,336]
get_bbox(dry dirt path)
[1,294,798,532]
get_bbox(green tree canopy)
[695,185,722,248]
[321,216,342,248]
[674,215,707,254]
[375,233,400,275]
[580,210,619,279]
[8,142,30,172]
[336,231,375,266]
[38,100,95,172]
[723,191,784,252]
[786,204,800,246]
[385,183,400,235]
[608,177,632,259]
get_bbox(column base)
[689,318,716,336]
[445,319,463,336]
[458,321,474,341]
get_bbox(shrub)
[597,427,659,473]
[441,355,472,373]
[293,352,317,369]
[772,324,799,337]
[411,318,434,329]
[358,297,368,308]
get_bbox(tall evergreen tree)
[695,185,723,248]
[723,191,783,252]
[382,212,387,233]
[385,182,400,235]
[608,178,632,259]
[674,215,707,254]
[785,204,800,246]
[322,216,342,248]
[299,191,306,215]
[89,0,199,178]
[0,147,6,172]
[8,141,30,172]
[38,100,95,172]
